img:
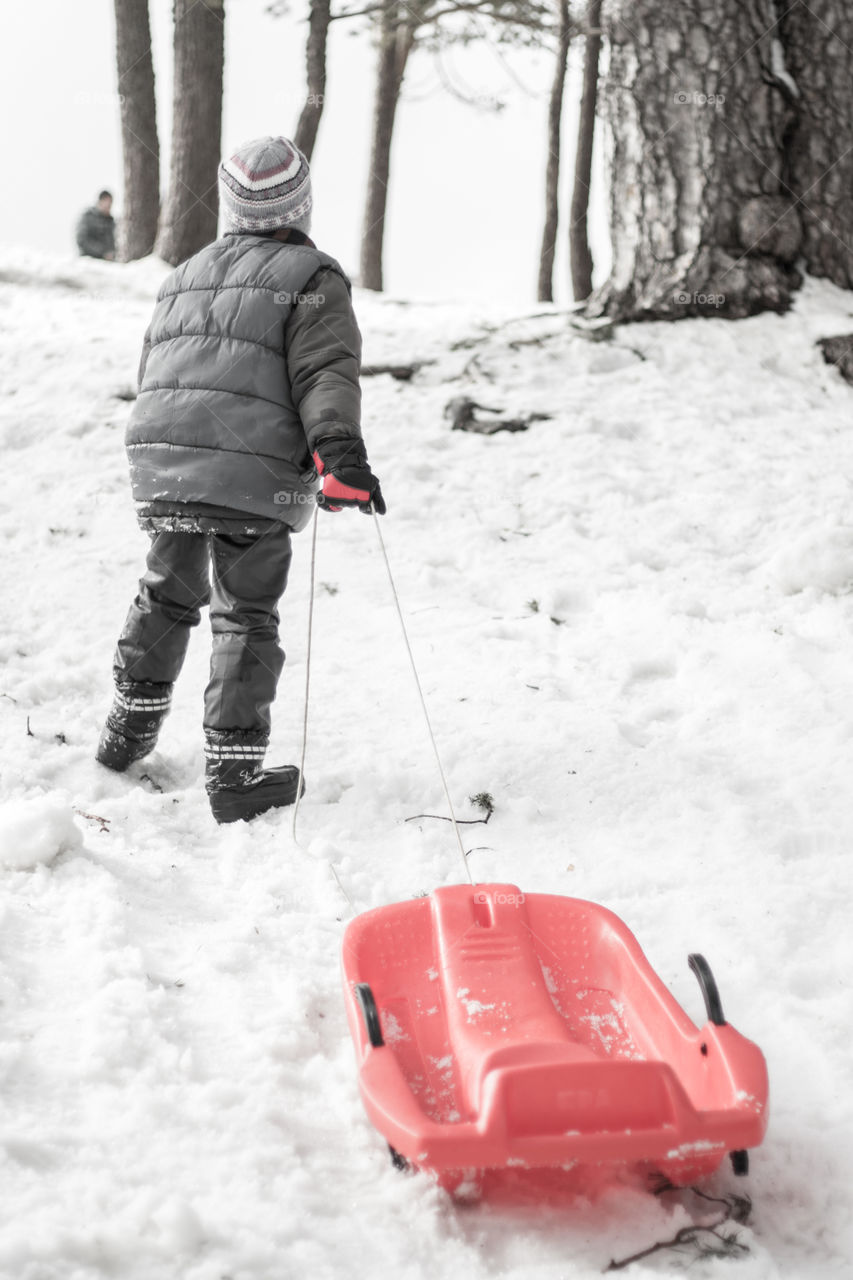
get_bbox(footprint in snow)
[617,704,681,748]
[620,656,679,691]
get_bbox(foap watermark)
[274,291,325,307]
[675,290,726,309]
[274,491,315,505]
[673,89,725,109]
[473,890,525,906]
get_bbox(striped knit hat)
[218,136,312,234]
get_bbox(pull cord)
[292,503,473,892]
[369,509,473,887]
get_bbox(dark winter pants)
[113,528,293,735]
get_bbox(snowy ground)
[0,246,852,1279]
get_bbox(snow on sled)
[342,883,768,1189]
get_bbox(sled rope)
[293,503,473,888]
[291,507,317,845]
[370,508,473,886]
[291,509,354,912]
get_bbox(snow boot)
[204,730,305,825]
[96,680,173,772]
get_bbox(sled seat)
[342,884,768,1182]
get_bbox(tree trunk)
[592,0,801,321]
[569,0,601,301]
[294,0,332,161]
[537,0,571,302]
[360,5,416,292]
[778,0,853,289]
[113,0,160,261]
[156,0,225,267]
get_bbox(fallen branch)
[606,1186,752,1271]
[73,808,111,833]
[405,792,494,825]
[361,361,435,381]
[674,1185,752,1222]
[405,812,489,825]
[449,309,583,352]
[444,396,551,435]
[606,1223,749,1270]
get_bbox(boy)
[97,136,384,823]
[76,190,116,259]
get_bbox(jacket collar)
[224,228,316,249]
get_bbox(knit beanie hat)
[218,136,312,234]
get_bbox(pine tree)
[592,0,809,320]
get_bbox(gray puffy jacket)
[76,207,116,259]
[126,230,362,532]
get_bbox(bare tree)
[590,0,833,321]
[358,0,552,292]
[537,0,572,302]
[294,0,333,160]
[360,1,417,291]
[113,0,160,261]
[156,0,226,267]
[568,0,600,300]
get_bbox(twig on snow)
[73,808,111,833]
[606,1185,753,1271]
[406,792,494,826]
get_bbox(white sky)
[0,0,609,306]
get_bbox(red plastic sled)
[342,883,768,1187]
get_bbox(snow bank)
[767,516,853,594]
[0,253,852,1279]
[0,794,82,869]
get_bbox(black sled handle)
[354,982,385,1047]
[688,953,727,1026]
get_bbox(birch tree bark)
[113,0,159,261]
[156,0,225,267]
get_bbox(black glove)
[313,437,386,515]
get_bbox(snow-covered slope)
[0,247,851,1279]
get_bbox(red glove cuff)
[313,450,371,506]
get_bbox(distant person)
[96,135,384,824]
[76,190,116,260]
